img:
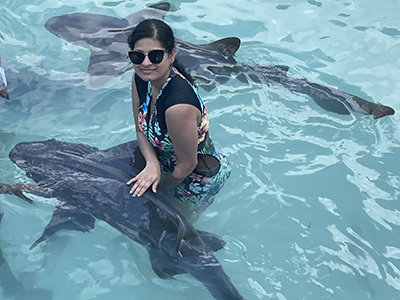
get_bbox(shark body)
[0,139,245,300]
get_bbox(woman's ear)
[170,48,176,64]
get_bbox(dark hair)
[128,19,195,85]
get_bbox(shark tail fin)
[304,81,395,118]
[368,102,395,119]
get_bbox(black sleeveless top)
[135,71,201,130]
[134,68,219,172]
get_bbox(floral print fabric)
[137,68,231,206]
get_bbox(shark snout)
[9,143,26,162]
[9,141,50,165]
[44,17,59,34]
[9,144,29,166]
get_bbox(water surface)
[0,0,399,299]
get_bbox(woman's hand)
[127,162,161,197]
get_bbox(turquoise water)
[1,0,400,299]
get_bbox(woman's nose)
[142,55,152,65]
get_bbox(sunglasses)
[128,49,166,64]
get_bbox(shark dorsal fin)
[206,37,241,56]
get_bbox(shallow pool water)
[1,0,400,299]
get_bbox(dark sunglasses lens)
[129,51,145,64]
[148,50,164,64]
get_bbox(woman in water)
[126,19,230,216]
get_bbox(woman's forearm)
[160,160,197,189]
[137,132,158,167]
[160,173,184,189]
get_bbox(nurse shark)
[43,3,395,119]
[0,139,245,300]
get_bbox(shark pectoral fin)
[149,249,185,279]
[30,208,95,250]
[197,230,226,252]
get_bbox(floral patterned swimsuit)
[135,68,231,206]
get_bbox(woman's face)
[132,38,175,86]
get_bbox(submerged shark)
[44,3,395,119]
[0,139,245,300]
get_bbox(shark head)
[9,139,135,185]
[9,140,51,170]
[44,3,171,88]
[44,3,171,41]
[9,139,93,174]
[8,140,64,184]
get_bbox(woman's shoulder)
[164,75,201,110]
[167,73,199,98]
[169,72,191,88]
